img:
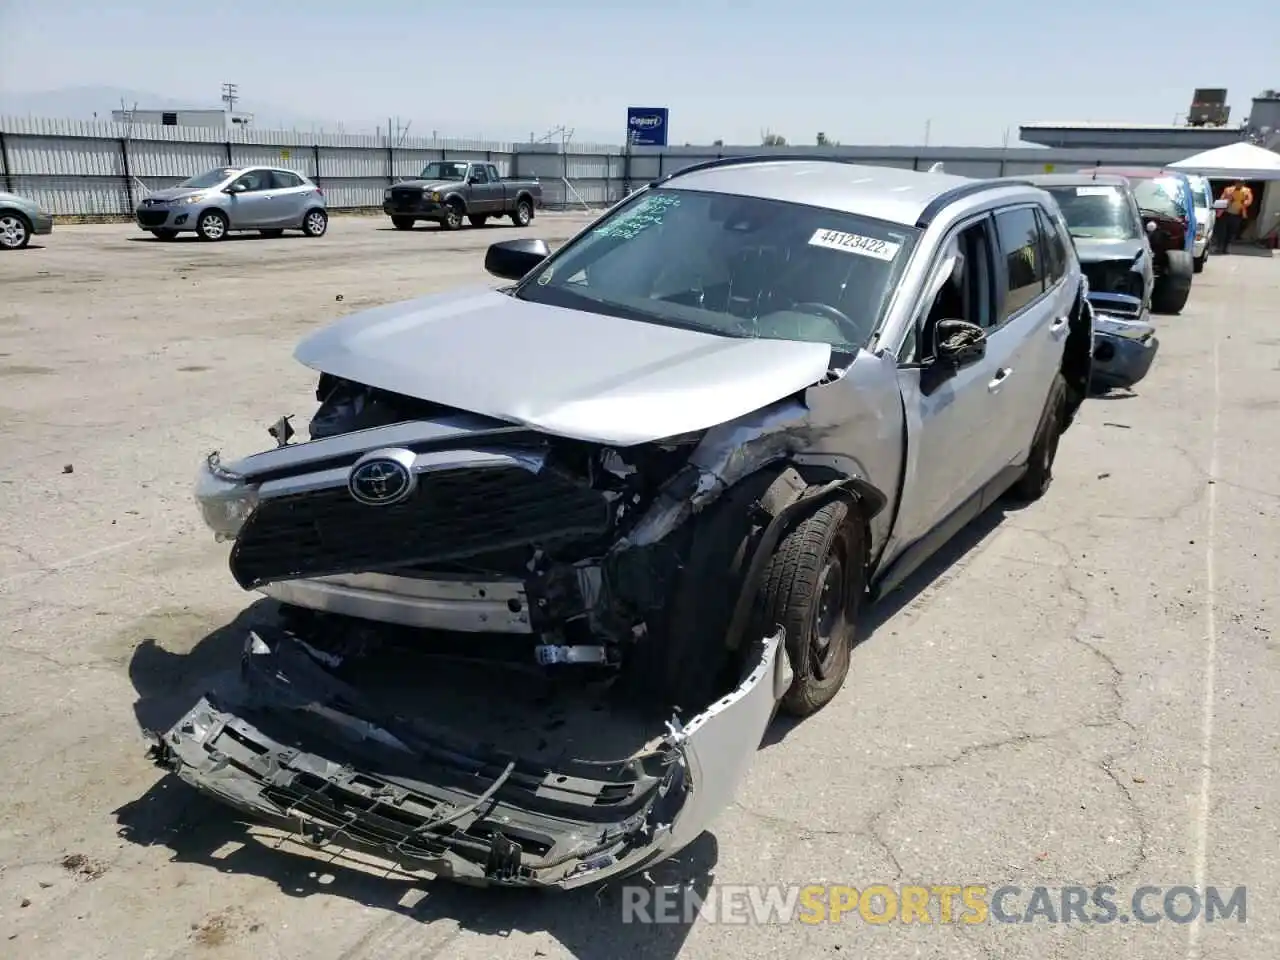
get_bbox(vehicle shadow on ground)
[1088,387,1138,401]
[117,599,714,957]
[126,233,270,243]
[127,599,279,734]
[762,501,1010,747]
[1222,245,1275,258]
[116,772,714,957]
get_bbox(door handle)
[1050,316,1068,330]
[988,367,1013,391]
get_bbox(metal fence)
[0,115,1194,217]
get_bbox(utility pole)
[221,83,239,114]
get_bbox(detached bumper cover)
[146,625,787,889]
[1091,313,1159,389]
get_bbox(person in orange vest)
[1214,180,1254,253]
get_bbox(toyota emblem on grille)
[348,450,416,506]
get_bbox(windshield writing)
[517,187,919,351]
[1047,186,1140,240]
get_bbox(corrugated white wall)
[0,115,1193,216]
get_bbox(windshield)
[1130,177,1186,219]
[515,188,919,351]
[419,161,468,181]
[179,168,238,189]
[1048,185,1141,240]
[1187,176,1212,209]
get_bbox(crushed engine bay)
[216,374,811,670]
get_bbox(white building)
[109,108,253,129]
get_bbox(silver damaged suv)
[159,157,1094,889]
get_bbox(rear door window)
[270,170,304,189]
[994,207,1047,321]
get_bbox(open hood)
[294,288,834,446]
[147,625,788,889]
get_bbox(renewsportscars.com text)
[620,884,1247,926]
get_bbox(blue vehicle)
[1083,167,1196,315]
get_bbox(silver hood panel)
[293,288,834,446]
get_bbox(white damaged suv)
[156,157,1093,888]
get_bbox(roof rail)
[913,178,1036,228]
[649,153,887,187]
[649,155,1037,228]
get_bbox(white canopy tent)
[1170,142,1280,246]
[1168,142,1280,180]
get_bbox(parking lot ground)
[0,221,1277,960]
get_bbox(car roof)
[1024,173,1131,189]
[1086,166,1189,181]
[661,158,999,227]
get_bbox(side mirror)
[934,319,987,367]
[225,183,246,194]
[1145,220,1157,233]
[485,238,551,281]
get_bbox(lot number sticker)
[808,229,901,261]
[1076,186,1115,197]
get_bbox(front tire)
[302,209,328,237]
[391,216,415,231]
[441,202,464,230]
[0,211,31,250]
[1010,373,1066,502]
[196,210,229,242]
[1151,250,1193,314]
[150,228,178,241]
[1193,250,1207,274]
[756,499,863,717]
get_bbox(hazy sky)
[2,0,1277,145]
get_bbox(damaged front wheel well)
[786,464,878,576]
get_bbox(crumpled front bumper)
[1091,312,1159,390]
[146,624,788,889]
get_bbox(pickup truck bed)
[384,161,541,231]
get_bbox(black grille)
[1081,260,1143,299]
[137,210,169,227]
[229,467,612,589]
[389,190,432,212]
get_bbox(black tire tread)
[1010,373,1066,501]
[756,500,859,717]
